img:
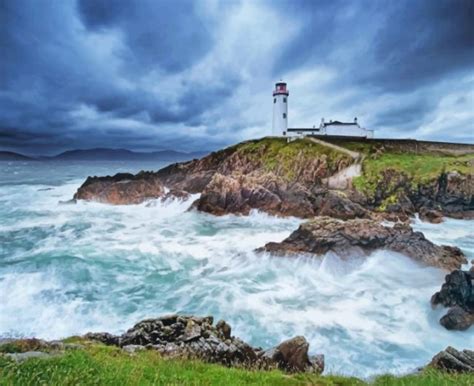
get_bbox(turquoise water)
[0,160,473,377]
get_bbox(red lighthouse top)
[273,81,289,96]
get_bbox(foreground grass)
[0,343,473,386]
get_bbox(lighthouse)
[272,81,289,136]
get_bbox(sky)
[1,0,473,155]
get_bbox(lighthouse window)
[273,98,276,103]
[283,98,287,103]
[283,113,287,119]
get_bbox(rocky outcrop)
[431,270,473,330]
[74,172,165,205]
[72,137,473,221]
[428,347,474,373]
[84,315,324,373]
[260,217,467,271]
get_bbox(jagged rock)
[419,207,444,224]
[428,346,474,373]
[262,336,324,373]
[260,216,467,271]
[83,315,324,374]
[431,270,473,330]
[74,172,165,205]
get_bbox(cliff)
[74,136,474,221]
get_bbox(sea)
[0,160,473,378]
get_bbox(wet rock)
[74,172,165,205]
[419,207,444,224]
[428,346,474,373]
[431,270,473,330]
[260,216,467,271]
[440,306,474,331]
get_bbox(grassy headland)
[0,341,473,386]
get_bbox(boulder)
[439,306,474,331]
[262,336,324,373]
[431,270,473,330]
[428,346,474,373]
[260,217,467,271]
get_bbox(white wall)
[272,94,288,135]
[325,124,369,137]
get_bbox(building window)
[283,113,287,119]
[283,98,287,103]
[273,98,276,103]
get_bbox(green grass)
[353,152,474,198]
[1,343,473,386]
[235,137,351,180]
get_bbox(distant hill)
[0,151,33,161]
[51,148,208,161]
[0,148,209,162]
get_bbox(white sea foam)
[0,162,473,378]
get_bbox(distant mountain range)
[0,148,209,162]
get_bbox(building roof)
[323,121,357,127]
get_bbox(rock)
[81,314,322,373]
[263,336,324,374]
[419,207,444,223]
[216,320,231,340]
[431,270,473,309]
[428,346,474,373]
[440,306,474,331]
[83,332,120,346]
[431,270,473,330]
[4,351,52,362]
[74,172,165,205]
[260,216,467,271]
[160,189,190,202]
[310,189,371,220]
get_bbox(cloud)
[0,0,472,155]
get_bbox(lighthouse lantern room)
[272,81,289,136]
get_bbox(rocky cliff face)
[73,137,473,221]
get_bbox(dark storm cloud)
[0,0,472,155]
[274,0,474,91]
[77,0,213,74]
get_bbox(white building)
[272,81,374,138]
[272,81,289,136]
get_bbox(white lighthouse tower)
[272,81,289,136]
